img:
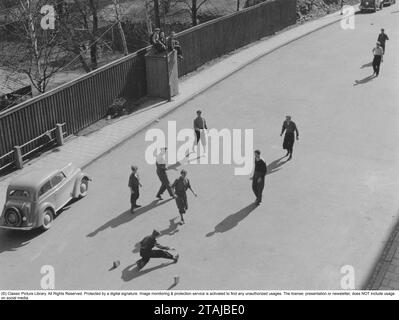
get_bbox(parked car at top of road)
[0,163,91,231]
[360,0,383,11]
[383,0,396,6]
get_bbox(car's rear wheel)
[41,209,54,231]
[79,177,89,198]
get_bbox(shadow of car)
[383,0,396,5]
[0,163,91,231]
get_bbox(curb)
[78,12,350,170]
[364,220,399,289]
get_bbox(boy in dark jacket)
[252,150,267,205]
[137,230,179,270]
[128,166,142,213]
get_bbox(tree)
[56,0,102,72]
[0,0,65,94]
[177,0,210,26]
[144,0,153,36]
[87,0,99,69]
[153,0,161,28]
[112,0,128,56]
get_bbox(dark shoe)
[255,200,261,206]
[134,204,142,208]
[137,260,144,270]
[173,254,179,263]
[156,195,163,200]
[287,155,292,161]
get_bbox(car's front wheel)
[41,209,54,231]
[79,177,89,198]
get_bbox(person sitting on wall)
[160,31,167,47]
[149,28,167,54]
[167,31,183,60]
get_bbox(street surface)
[0,5,398,290]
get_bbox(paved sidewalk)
[0,9,351,207]
[3,4,399,290]
[366,221,399,290]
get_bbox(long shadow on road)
[121,261,175,282]
[206,203,258,237]
[0,228,44,254]
[355,11,375,15]
[87,199,173,238]
[267,156,287,176]
[354,74,376,86]
[0,201,77,254]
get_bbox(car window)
[38,180,52,198]
[8,190,30,198]
[51,172,66,188]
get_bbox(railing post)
[165,52,172,102]
[55,124,64,146]
[14,146,23,169]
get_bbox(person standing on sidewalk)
[192,110,208,154]
[377,29,389,54]
[372,42,384,77]
[137,230,179,270]
[252,150,267,206]
[172,169,197,225]
[156,147,175,200]
[129,166,142,213]
[280,115,299,160]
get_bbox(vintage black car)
[360,0,383,11]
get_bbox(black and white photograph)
[0,0,398,303]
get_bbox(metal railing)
[0,123,66,172]
[0,150,14,172]
[0,0,297,162]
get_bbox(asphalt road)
[1,5,399,290]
